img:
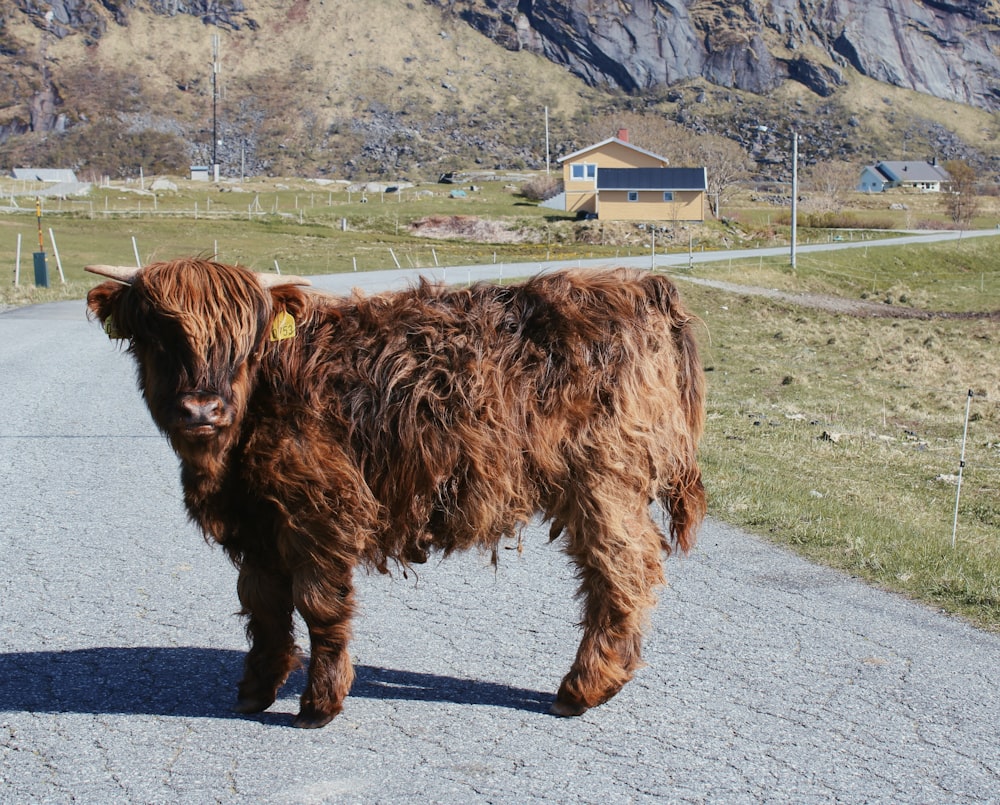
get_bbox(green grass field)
[684,236,1000,311]
[0,176,613,293]
[3,177,998,630]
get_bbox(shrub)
[797,211,897,230]
[520,174,563,202]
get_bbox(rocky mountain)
[437,0,1000,110]
[1,0,998,178]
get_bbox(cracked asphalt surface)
[2,265,1000,803]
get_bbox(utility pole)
[791,131,798,269]
[212,34,220,182]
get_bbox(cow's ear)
[268,284,312,321]
[87,281,132,339]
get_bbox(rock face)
[435,0,1000,111]
[17,0,256,40]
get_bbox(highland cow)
[86,259,705,728]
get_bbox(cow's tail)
[646,274,707,555]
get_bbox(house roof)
[558,137,669,165]
[597,167,707,191]
[873,161,950,183]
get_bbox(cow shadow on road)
[0,646,554,723]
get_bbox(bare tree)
[941,160,980,227]
[804,160,857,213]
[691,138,752,218]
[575,111,697,158]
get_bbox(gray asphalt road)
[303,228,1000,294]
[2,263,1000,804]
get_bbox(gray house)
[859,160,951,193]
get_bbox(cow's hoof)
[293,709,337,729]
[549,698,589,717]
[233,695,274,714]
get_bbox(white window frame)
[627,191,639,202]
[571,163,597,182]
[662,191,674,202]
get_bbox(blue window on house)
[571,163,597,181]
[627,191,639,202]
[663,191,674,202]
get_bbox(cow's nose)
[178,394,227,428]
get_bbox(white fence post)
[48,228,66,283]
[951,389,974,548]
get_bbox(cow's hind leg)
[234,562,297,715]
[553,498,665,717]
[291,564,357,729]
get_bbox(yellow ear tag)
[270,310,296,342]
[103,316,123,339]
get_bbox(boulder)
[150,178,177,192]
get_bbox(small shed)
[190,165,210,182]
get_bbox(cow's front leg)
[233,562,297,715]
[292,565,357,729]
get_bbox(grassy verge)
[0,177,626,295]
[677,250,1000,629]
[682,236,1000,311]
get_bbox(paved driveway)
[2,279,999,803]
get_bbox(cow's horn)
[257,273,312,288]
[85,264,142,285]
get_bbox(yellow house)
[557,130,707,222]
[559,130,669,215]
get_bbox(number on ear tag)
[270,310,296,342]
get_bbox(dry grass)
[410,215,530,243]
[677,246,1000,630]
[833,72,1000,156]
[43,0,590,146]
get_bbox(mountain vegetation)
[1,0,998,184]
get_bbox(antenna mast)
[545,106,550,174]
[212,34,220,181]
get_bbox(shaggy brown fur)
[87,258,706,727]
